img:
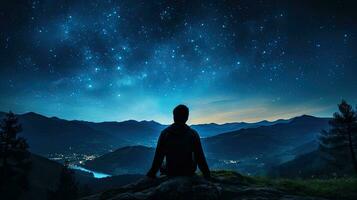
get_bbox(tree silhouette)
[0,111,31,199]
[48,161,78,200]
[319,100,357,174]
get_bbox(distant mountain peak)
[117,119,162,126]
[299,114,315,118]
[22,111,48,119]
[140,120,161,125]
[292,114,317,121]
[121,119,140,124]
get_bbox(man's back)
[146,123,210,178]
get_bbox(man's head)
[173,104,189,124]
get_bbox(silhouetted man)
[147,105,211,179]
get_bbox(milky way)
[1,0,357,123]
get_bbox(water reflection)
[70,165,111,178]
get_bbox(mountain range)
[0,111,290,158]
[0,111,332,176]
[80,115,330,175]
[203,115,330,174]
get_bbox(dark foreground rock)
[81,171,327,200]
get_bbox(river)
[69,165,111,178]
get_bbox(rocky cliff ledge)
[81,171,327,200]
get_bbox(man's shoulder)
[188,126,198,134]
[161,124,199,135]
[160,125,176,136]
[187,126,200,138]
[161,125,173,133]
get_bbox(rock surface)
[81,171,327,200]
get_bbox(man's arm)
[146,132,165,178]
[193,131,210,178]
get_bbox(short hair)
[173,104,189,123]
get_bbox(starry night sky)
[1,0,357,124]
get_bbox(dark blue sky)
[1,0,357,123]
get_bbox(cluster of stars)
[0,0,356,123]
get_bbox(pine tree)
[319,100,357,174]
[0,111,31,199]
[48,161,78,200]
